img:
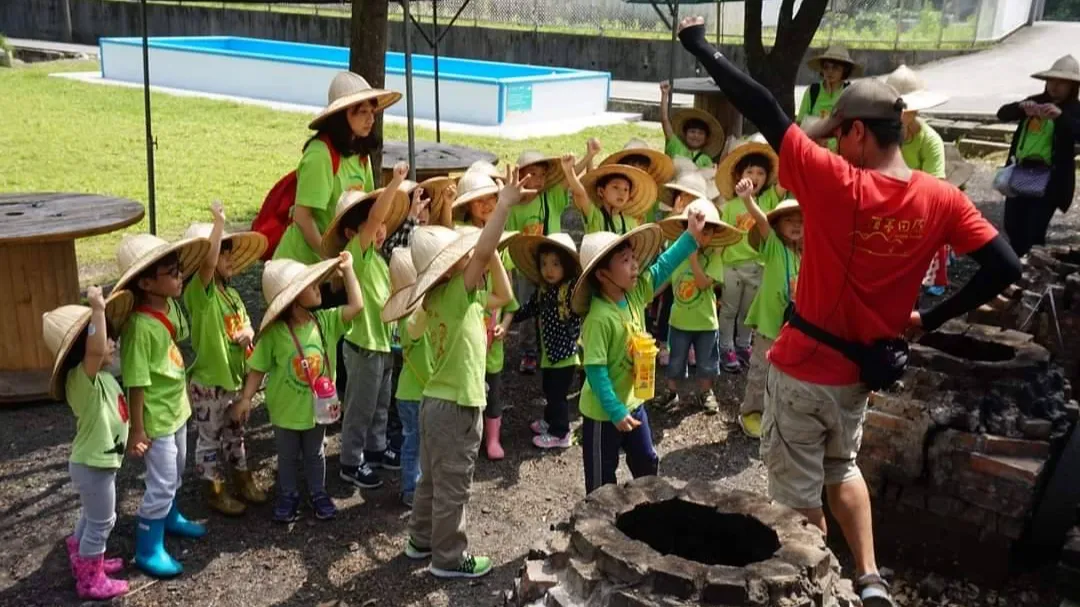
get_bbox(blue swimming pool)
[99,36,612,126]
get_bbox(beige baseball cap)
[803,79,906,142]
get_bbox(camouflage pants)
[190,381,248,481]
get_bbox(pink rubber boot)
[483,417,505,461]
[66,536,124,576]
[73,554,129,600]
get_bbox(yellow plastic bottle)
[631,332,658,400]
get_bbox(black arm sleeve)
[678,24,791,151]
[919,235,1021,331]
[997,102,1025,123]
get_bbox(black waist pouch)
[787,311,909,391]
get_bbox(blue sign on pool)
[507,84,533,113]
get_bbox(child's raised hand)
[734,178,755,200]
[586,138,602,157]
[660,81,671,96]
[500,164,538,206]
[210,200,226,225]
[87,285,106,311]
[442,183,458,205]
[559,153,576,173]
[337,251,353,272]
[686,207,708,245]
[393,161,409,181]
[409,187,429,220]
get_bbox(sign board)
[506,83,533,113]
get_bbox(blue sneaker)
[273,492,301,523]
[134,517,183,578]
[925,285,946,296]
[164,502,206,539]
[310,492,337,520]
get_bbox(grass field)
[0,60,662,281]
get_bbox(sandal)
[857,572,897,607]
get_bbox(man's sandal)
[857,572,897,607]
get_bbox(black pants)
[541,366,576,438]
[1004,196,1058,257]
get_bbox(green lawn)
[1,60,662,282]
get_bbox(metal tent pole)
[140,0,157,234]
[433,0,441,142]
[667,0,680,120]
[401,0,417,180]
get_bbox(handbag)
[995,118,1053,198]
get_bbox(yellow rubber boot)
[233,470,268,504]
[205,480,246,516]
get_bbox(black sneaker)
[273,492,301,523]
[310,491,338,520]
[339,463,383,489]
[365,449,401,471]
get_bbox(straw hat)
[42,290,134,400]
[452,172,501,220]
[660,198,742,248]
[380,247,422,324]
[322,185,410,257]
[507,233,581,286]
[660,171,710,212]
[807,44,864,77]
[309,71,402,130]
[767,200,802,227]
[600,139,676,185]
[182,224,267,275]
[716,141,779,200]
[517,150,565,191]
[570,224,664,316]
[944,143,975,189]
[453,225,519,251]
[1032,55,1080,83]
[114,234,210,293]
[407,226,483,306]
[259,258,340,332]
[671,109,726,158]
[883,65,949,112]
[580,165,658,219]
[419,176,455,223]
[464,160,504,181]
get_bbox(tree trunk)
[744,0,829,120]
[350,0,389,175]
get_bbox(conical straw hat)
[570,224,663,316]
[670,109,726,158]
[321,184,410,257]
[182,223,268,276]
[883,65,949,112]
[452,172,501,220]
[43,290,134,401]
[715,141,779,200]
[259,258,340,332]
[517,150,565,191]
[420,176,456,224]
[659,198,742,248]
[309,71,402,130]
[807,44,864,76]
[600,139,676,185]
[580,165,658,219]
[114,234,210,293]
[452,225,520,251]
[660,171,710,212]
[407,226,483,307]
[464,160,504,181]
[766,199,802,227]
[507,232,581,287]
[381,247,422,323]
[1032,55,1080,83]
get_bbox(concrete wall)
[1,0,975,84]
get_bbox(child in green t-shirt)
[572,215,708,494]
[114,232,211,579]
[322,162,410,492]
[44,287,133,600]
[660,81,724,169]
[565,154,658,235]
[599,140,677,224]
[235,254,363,523]
[736,186,803,440]
[181,202,269,517]
[403,166,531,580]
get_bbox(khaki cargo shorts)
[760,366,870,510]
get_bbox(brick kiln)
[507,476,860,607]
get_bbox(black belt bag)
[787,311,909,391]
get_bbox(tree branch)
[745,0,766,67]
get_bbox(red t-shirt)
[768,126,998,385]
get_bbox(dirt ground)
[1,164,1076,607]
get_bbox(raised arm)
[688,252,714,290]
[81,286,109,378]
[360,162,408,251]
[738,179,772,249]
[677,17,791,150]
[464,166,535,291]
[562,154,593,216]
[199,201,226,287]
[437,183,456,228]
[576,138,602,175]
[648,209,708,286]
[660,81,675,140]
[337,251,365,323]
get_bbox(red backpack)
[252,134,341,260]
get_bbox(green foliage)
[1045,0,1080,20]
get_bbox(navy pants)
[581,407,658,494]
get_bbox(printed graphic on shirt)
[675,273,703,306]
[168,342,185,370]
[734,212,755,232]
[289,346,325,389]
[522,223,544,236]
[117,392,129,423]
[1028,117,1046,134]
[855,215,928,257]
[224,313,244,340]
[432,321,450,360]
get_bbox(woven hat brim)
[259,259,340,333]
[519,158,566,192]
[581,165,659,219]
[322,189,410,258]
[421,177,455,223]
[408,231,483,307]
[570,224,663,317]
[807,53,864,77]
[901,90,950,112]
[49,291,134,401]
[451,185,501,218]
[658,216,743,248]
[223,232,269,275]
[114,237,211,293]
[381,284,421,324]
[600,149,676,185]
[1032,69,1080,83]
[508,235,582,287]
[662,181,709,206]
[766,201,803,226]
[671,109,726,158]
[716,142,780,201]
[308,90,402,130]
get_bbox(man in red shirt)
[678,15,1021,607]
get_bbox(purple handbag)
[1008,162,1051,198]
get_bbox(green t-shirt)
[540,284,581,370]
[665,137,713,168]
[121,300,191,439]
[578,272,655,422]
[344,240,392,352]
[507,186,572,236]
[798,82,845,151]
[668,250,725,331]
[248,308,346,431]
[67,369,129,469]
[583,203,641,235]
[395,311,433,402]
[720,186,783,267]
[482,253,520,374]
[422,274,488,408]
[274,140,375,264]
[183,274,250,391]
[1016,117,1056,165]
[901,118,946,178]
[745,232,801,340]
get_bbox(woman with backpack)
[272,71,402,265]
